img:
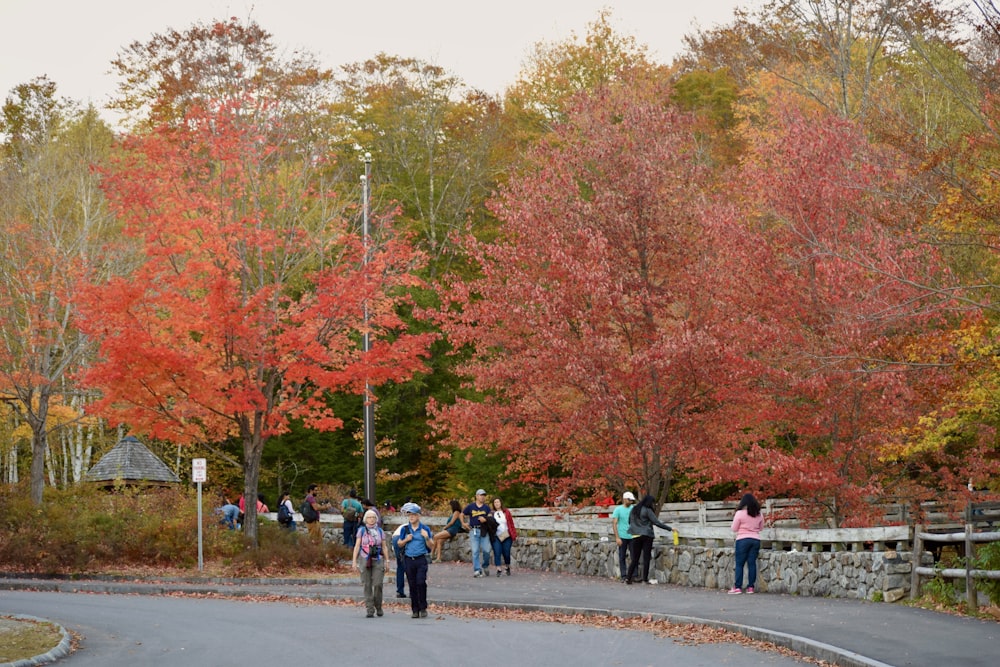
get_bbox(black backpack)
[301,500,319,523]
[277,503,292,525]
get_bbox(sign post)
[192,458,207,571]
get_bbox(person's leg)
[617,539,630,580]
[404,557,419,615]
[361,564,375,616]
[470,531,481,573]
[492,536,502,571]
[480,533,493,572]
[308,520,320,542]
[734,538,749,589]
[413,555,429,614]
[625,537,641,582]
[640,535,653,582]
[746,539,761,588]
[373,560,385,614]
[501,537,512,566]
[393,539,406,596]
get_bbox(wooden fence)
[910,501,1000,607]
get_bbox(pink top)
[731,508,764,540]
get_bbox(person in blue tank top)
[398,502,434,618]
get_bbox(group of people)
[609,490,763,592]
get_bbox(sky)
[1,0,756,122]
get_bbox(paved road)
[2,562,997,666]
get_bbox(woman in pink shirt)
[729,493,764,594]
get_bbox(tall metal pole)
[361,153,376,504]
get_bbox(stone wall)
[433,533,930,602]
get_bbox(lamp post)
[361,152,376,505]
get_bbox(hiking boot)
[366,612,374,618]
[412,611,420,618]
[376,609,384,617]
[419,610,428,618]
[727,587,742,594]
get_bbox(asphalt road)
[1,590,812,667]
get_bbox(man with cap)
[461,489,493,577]
[610,491,637,583]
[398,502,434,618]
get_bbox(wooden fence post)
[966,522,978,611]
[910,525,922,600]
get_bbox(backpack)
[277,503,292,525]
[301,500,319,523]
[342,501,359,522]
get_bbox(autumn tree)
[78,100,434,544]
[430,77,791,507]
[0,77,118,504]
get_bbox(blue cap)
[401,502,421,514]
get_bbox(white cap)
[476,489,487,496]
[622,492,636,501]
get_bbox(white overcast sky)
[1,0,755,118]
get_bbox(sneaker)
[497,569,503,577]
[506,567,511,576]
[419,610,428,618]
[366,612,374,618]
[474,570,484,578]
[396,592,407,598]
[746,587,755,594]
[727,587,742,595]
[646,579,659,585]
[411,611,420,618]
[376,609,384,617]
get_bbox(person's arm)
[645,507,672,532]
[352,536,362,569]
[610,511,620,544]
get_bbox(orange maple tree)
[77,100,434,541]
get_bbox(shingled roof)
[85,435,181,484]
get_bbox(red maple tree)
[77,101,434,541]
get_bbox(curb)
[0,614,72,667]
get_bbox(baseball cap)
[476,489,487,496]
[622,492,636,501]
[401,502,422,514]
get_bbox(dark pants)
[617,537,632,579]
[403,555,428,613]
[626,534,653,582]
[491,536,512,567]
[343,519,358,547]
[734,538,761,589]
[392,537,406,595]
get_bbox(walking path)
[2,562,996,667]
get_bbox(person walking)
[490,497,518,576]
[625,494,673,585]
[303,484,325,542]
[398,502,434,618]
[352,509,389,617]
[432,500,463,562]
[729,493,764,594]
[610,491,636,582]
[341,488,364,548]
[277,491,296,531]
[462,489,493,577]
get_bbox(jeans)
[360,559,385,615]
[734,538,761,589]
[469,528,492,573]
[219,504,240,530]
[403,555,429,613]
[491,535,512,567]
[617,537,632,579]
[392,536,406,595]
[343,519,359,547]
[626,534,654,582]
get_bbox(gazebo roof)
[84,435,180,484]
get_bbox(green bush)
[974,540,1000,606]
[0,483,347,576]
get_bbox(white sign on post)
[192,458,207,483]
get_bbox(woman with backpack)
[352,509,389,618]
[625,494,673,585]
[277,491,296,531]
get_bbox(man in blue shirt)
[610,491,636,582]
[462,489,493,577]
[398,502,434,618]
